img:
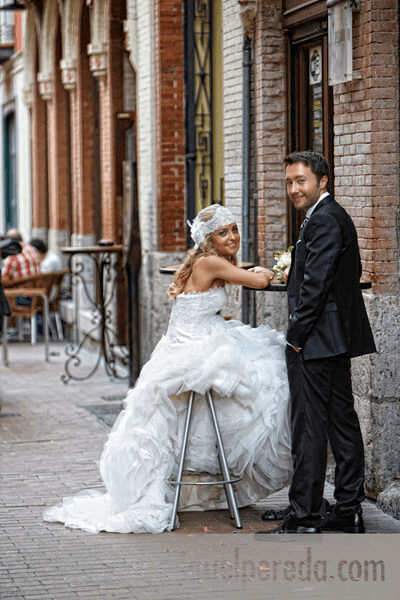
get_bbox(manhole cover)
[81,403,124,429]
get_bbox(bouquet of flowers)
[272,246,293,283]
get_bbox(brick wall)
[31,61,48,232]
[75,21,97,239]
[47,34,70,236]
[332,0,400,294]
[68,88,80,239]
[254,0,288,267]
[102,2,126,244]
[154,0,186,251]
[223,0,244,224]
[98,76,111,240]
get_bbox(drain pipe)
[241,35,252,324]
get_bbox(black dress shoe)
[323,511,365,534]
[261,506,290,521]
[261,498,333,522]
[256,514,321,534]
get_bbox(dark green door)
[4,112,18,232]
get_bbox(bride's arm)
[193,255,274,289]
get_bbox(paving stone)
[1,342,400,600]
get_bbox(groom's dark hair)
[284,151,331,193]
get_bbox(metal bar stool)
[170,389,242,531]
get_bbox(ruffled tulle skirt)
[44,319,292,533]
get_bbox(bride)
[44,204,292,534]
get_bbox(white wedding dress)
[44,286,292,534]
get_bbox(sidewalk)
[1,341,400,600]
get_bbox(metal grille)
[185,0,214,234]
[193,0,213,212]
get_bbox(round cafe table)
[160,262,256,275]
[243,282,372,292]
[160,264,372,292]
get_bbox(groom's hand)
[287,343,301,353]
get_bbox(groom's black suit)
[286,194,376,526]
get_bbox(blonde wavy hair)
[168,205,238,300]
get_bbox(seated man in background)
[0,237,22,334]
[1,229,41,283]
[29,238,63,273]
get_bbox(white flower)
[272,246,293,283]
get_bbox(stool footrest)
[169,477,242,486]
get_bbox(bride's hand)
[283,267,290,284]
[249,266,275,285]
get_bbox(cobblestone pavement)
[1,342,399,600]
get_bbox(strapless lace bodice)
[166,287,227,343]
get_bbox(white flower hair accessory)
[188,204,236,248]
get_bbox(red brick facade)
[47,23,70,235]
[252,0,399,295]
[154,0,186,251]
[28,0,186,253]
[29,0,128,247]
[333,0,399,294]
[26,0,399,294]
[254,0,287,268]
[103,1,126,243]
[75,6,97,238]
[31,46,48,232]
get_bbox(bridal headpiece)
[188,204,236,248]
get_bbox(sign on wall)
[309,47,322,85]
[328,0,360,85]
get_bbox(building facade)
[0,7,31,240]
[1,0,399,506]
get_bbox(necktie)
[298,217,309,241]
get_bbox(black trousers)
[286,347,365,526]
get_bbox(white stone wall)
[0,51,32,239]
[132,0,165,361]
[135,0,157,255]
[223,0,243,223]
[14,53,32,240]
[353,294,400,498]
[219,0,245,322]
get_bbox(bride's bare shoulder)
[194,254,225,269]
[192,255,227,277]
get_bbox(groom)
[263,151,376,534]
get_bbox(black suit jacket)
[286,195,376,360]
